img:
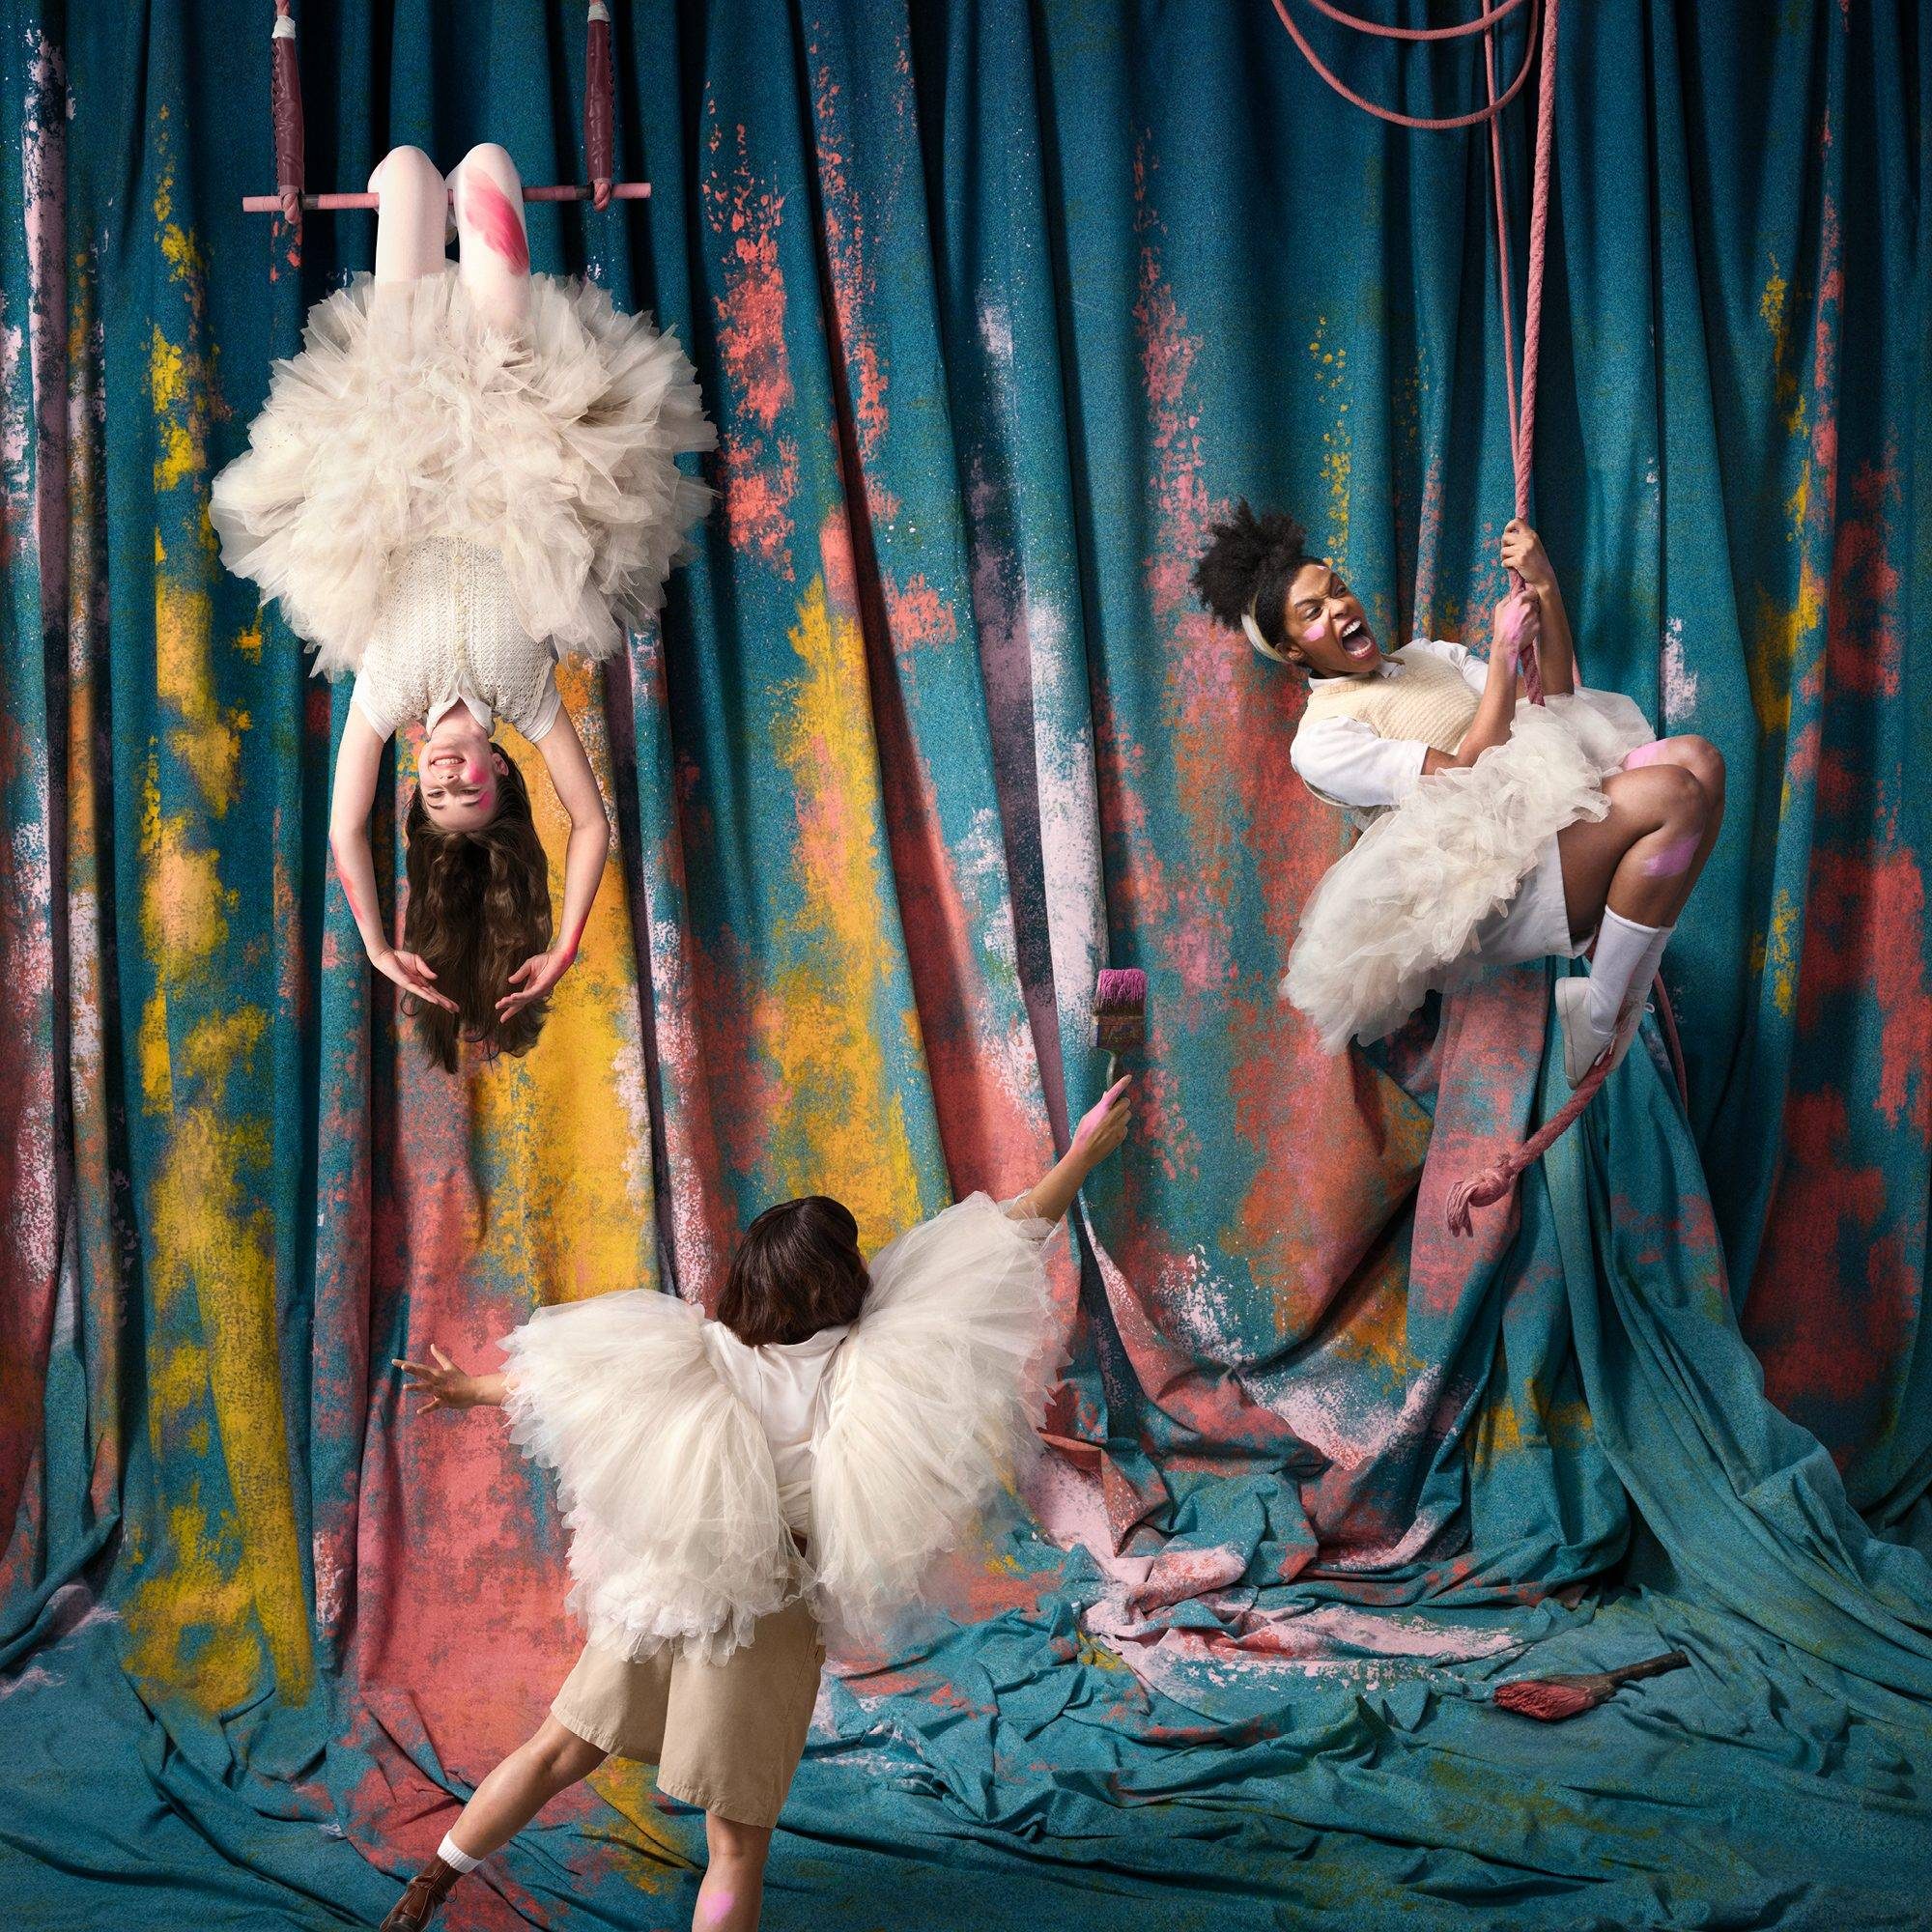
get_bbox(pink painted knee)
[1621,739,1669,771]
[1642,829,1701,878]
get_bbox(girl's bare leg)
[1618,733,1726,886]
[450,142,533,333]
[1553,748,1720,1070]
[694,1813,773,1932]
[369,146,449,284]
[1557,749,1720,942]
[445,1716,609,1860]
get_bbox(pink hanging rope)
[1276,0,1681,1233]
[1268,0,1541,130]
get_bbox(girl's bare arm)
[497,708,611,1019]
[394,1344,508,1412]
[329,709,457,1010]
[1010,1076,1132,1224]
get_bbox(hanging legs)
[450,142,533,334]
[369,146,449,285]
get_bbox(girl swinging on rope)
[1195,505,1724,1081]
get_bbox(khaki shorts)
[550,1597,825,1829]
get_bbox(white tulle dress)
[1283,641,1655,1051]
[499,1193,1062,1663]
[209,269,716,673]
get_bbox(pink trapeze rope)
[1276,1,1679,1234]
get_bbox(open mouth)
[1340,616,1377,661]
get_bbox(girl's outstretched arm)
[497,710,612,1020]
[329,709,457,1012]
[394,1343,507,1413]
[1010,1075,1132,1225]
[1501,519,1576,696]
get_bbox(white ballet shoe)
[1554,977,1644,1089]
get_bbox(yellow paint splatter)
[1473,1368,1593,1471]
[761,575,925,1254]
[130,107,308,1712]
[1321,1237,1421,1384]
[470,657,659,1306]
[1308,317,1351,561]
[1747,561,1823,737]
[1751,886,1802,1018]
[144,1026,312,1703]
[156,577,249,813]
[585,1761,699,1878]
[122,1500,278,1711]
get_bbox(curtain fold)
[2,1,1928,1922]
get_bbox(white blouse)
[700,1322,852,1539]
[351,537,563,746]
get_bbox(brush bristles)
[1092,967,1147,1054]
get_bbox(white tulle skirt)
[209,269,716,673]
[500,1194,1061,1663]
[1283,690,1655,1051]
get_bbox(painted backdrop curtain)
[2,3,1929,1927]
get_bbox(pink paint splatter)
[706,124,798,577]
[809,39,890,468]
[1642,830,1700,878]
[462,173,528,273]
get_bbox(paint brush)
[1092,968,1147,1088]
[1492,1651,1689,1721]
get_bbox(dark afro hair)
[1192,501,1315,652]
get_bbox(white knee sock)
[436,1833,482,1874]
[1584,907,1671,1046]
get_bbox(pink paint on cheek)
[1622,740,1668,771]
[465,175,529,272]
[1303,623,1323,644]
[1643,831,1700,878]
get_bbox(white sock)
[1584,907,1671,1045]
[436,1833,482,1874]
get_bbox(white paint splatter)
[1661,615,1699,727]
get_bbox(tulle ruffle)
[810,1193,1061,1650]
[500,1194,1062,1663]
[1283,690,1654,1051]
[210,269,716,676]
[501,1289,800,1665]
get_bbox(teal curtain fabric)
[2,3,1929,1925]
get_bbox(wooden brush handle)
[1606,1651,1689,1688]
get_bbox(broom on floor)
[1492,1651,1690,1720]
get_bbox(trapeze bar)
[242,183,651,213]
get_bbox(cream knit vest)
[1298,644,1480,754]
[355,537,555,737]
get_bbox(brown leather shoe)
[379,1855,465,1931]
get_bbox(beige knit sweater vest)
[1298,645,1480,754]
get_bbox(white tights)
[367,142,532,333]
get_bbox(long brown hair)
[716,1195,870,1347]
[401,752,553,1072]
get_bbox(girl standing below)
[212,145,715,1068]
[1195,504,1724,1083]
[380,1078,1134,1932]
